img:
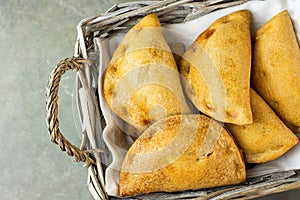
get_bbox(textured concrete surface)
[0,0,128,199]
[0,0,299,199]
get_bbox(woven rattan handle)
[46,57,95,166]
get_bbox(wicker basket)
[46,0,300,199]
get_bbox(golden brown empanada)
[226,89,299,163]
[103,14,192,134]
[180,10,252,125]
[120,114,246,197]
[252,10,300,133]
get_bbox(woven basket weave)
[46,0,300,199]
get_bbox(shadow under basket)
[45,0,300,199]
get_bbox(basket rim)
[74,0,249,59]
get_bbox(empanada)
[226,89,299,163]
[120,115,246,197]
[252,10,300,133]
[103,14,192,134]
[180,10,252,125]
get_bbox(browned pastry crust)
[103,14,192,134]
[180,10,252,125]
[226,89,299,163]
[252,10,300,133]
[119,114,246,197]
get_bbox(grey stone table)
[0,0,299,199]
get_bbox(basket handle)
[46,57,95,166]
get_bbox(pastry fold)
[103,14,191,134]
[180,10,252,125]
[252,10,300,133]
[120,115,246,197]
[226,89,299,163]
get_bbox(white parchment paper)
[96,0,300,196]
